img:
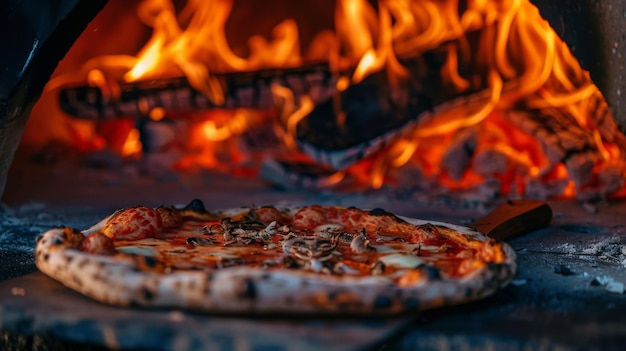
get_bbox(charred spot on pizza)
[43,253,50,262]
[141,287,156,301]
[184,198,207,213]
[368,208,390,216]
[282,256,301,269]
[475,281,498,298]
[218,258,248,269]
[179,199,221,222]
[237,279,257,300]
[420,265,442,280]
[201,282,211,296]
[173,280,182,290]
[326,291,362,310]
[418,223,440,235]
[90,272,104,282]
[52,236,65,246]
[133,255,155,267]
[62,227,83,243]
[186,280,198,291]
[70,274,82,287]
[368,208,403,221]
[260,259,280,269]
[404,297,420,310]
[244,208,260,221]
[373,294,393,309]
[142,256,160,268]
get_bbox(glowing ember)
[24,0,626,200]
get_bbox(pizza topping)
[333,262,361,275]
[80,232,117,255]
[378,253,424,269]
[314,223,344,234]
[258,221,279,240]
[249,206,293,225]
[102,206,163,241]
[350,230,374,254]
[156,206,183,228]
[370,260,386,275]
[282,236,338,261]
[224,228,264,246]
[219,217,265,234]
[185,237,214,247]
[70,204,508,279]
[116,245,159,258]
[292,205,328,229]
[396,269,425,287]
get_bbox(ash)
[582,236,626,267]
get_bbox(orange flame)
[36,0,626,200]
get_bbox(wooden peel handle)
[470,199,552,241]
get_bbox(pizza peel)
[469,199,552,241]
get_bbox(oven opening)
[2,2,626,350]
[2,0,625,209]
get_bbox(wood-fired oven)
[1,1,626,350]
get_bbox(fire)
[29,0,626,200]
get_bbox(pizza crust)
[35,207,516,315]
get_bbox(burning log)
[59,63,337,120]
[59,59,444,170]
[295,73,434,170]
[259,159,344,190]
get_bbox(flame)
[122,128,143,156]
[35,0,626,200]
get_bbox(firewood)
[295,71,434,170]
[59,63,336,120]
[59,57,454,170]
[507,109,596,163]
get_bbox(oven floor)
[2,162,626,350]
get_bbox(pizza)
[35,199,516,315]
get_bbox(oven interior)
[1,1,626,350]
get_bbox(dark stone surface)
[0,273,411,351]
[392,251,626,350]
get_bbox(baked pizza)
[35,200,516,315]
